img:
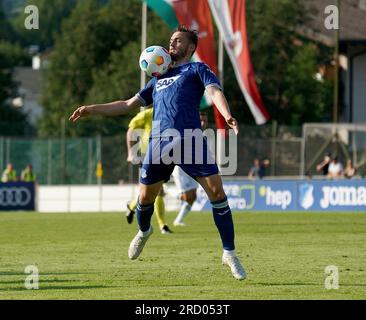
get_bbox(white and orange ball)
[139,45,172,77]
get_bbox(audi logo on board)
[0,187,32,207]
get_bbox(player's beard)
[170,46,189,62]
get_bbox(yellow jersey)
[128,108,153,154]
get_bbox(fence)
[302,123,366,177]
[6,124,365,185]
[0,136,100,185]
[0,124,305,185]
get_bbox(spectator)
[248,158,270,180]
[344,159,357,179]
[21,164,36,182]
[1,163,17,182]
[327,156,343,179]
[316,152,332,176]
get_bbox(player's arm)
[126,127,137,163]
[126,127,134,153]
[69,96,142,122]
[206,86,239,135]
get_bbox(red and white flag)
[208,0,270,124]
[171,0,227,131]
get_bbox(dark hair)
[172,25,198,54]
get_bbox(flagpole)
[217,32,225,171]
[333,0,340,123]
[218,32,224,92]
[137,1,147,184]
[140,2,147,93]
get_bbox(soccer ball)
[139,45,172,77]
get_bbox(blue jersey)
[137,62,221,136]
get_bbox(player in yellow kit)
[125,108,173,234]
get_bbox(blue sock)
[136,200,155,232]
[211,196,235,250]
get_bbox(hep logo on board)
[259,186,292,209]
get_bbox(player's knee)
[139,192,155,205]
[210,188,226,202]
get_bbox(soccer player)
[172,112,208,226]
[126,108,173,234]
[69,26,246,280]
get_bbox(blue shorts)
[140,134,219,185]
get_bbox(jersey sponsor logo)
[156,75,181,92]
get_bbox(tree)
[39,0,170,137]
[223,0,333,126]
[39,0,334,137]
[0,0,16,41]
[0,6,32,136]
[86,5,171,112]
[10,0,78,50]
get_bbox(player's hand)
[226,117,239,135]
[69,105,91,122]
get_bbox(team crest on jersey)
[156,75,181,92]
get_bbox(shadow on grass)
[0,279,78,285]
[256,282,319,286]
[0,285,114,291]
[256,282,366,287]
[0,272,26,276]
[0,271,97,276]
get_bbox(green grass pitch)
[0,211,365,300]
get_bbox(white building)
[13,65,43,125]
